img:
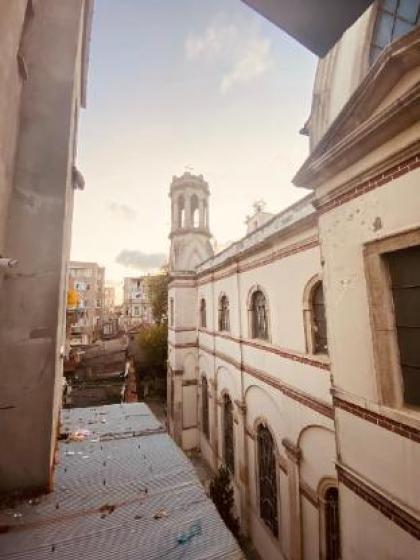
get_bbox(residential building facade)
[0,0,93,494]
[168,3,420,558]
[67,261,105,346]
[122,276,153,329]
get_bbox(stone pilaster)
[282,438,302,560]
[235,399,250,536]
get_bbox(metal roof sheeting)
[0,403,244,560]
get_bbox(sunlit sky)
[71,0,317,292]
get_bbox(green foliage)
[147,270,169,325]
[209,465,239,536]
[135,323,168,370]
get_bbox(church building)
[168,3,420,559]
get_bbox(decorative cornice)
[182,379,198,387]
[294,29,420,190]
[334,397,420,443]
[337,464,420,539]
[198,329,330,371]
[199,344,333,420]
[168,341,197,350]
[197,235,319,284]
[234,399,247,415]
[282,438,301,464]
[168,327,197,333]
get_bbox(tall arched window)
[257,425,278,537]
[200,298,207,328]
[178,195,185,228]
[191,194,200,228]
[202,376,209,439]
[370,1,420,64]
[218,295,230,332]
[312,281,328,354]
[223,394,234,474]
[324,487,340,560]
[251,289,269,340]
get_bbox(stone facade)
[168,6,420,559]
[0,0,93,494]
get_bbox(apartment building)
[123,276,153,329]
[67,261,105,346]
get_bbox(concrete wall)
[0,0,90,494]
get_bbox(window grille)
[218,295,230,332]
[387,245,420,406]
[251,290,268,340]
[202,377,209,438]
[257,425,278,537]
[325,487,340,560]
[223,394,234,474]
[312,282,328,354]
[200,298,207,328]
[371,0,420,63]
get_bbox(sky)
[72,0,317,293]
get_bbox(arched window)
[202,376,209,439]
[191,194,200,228]
[218,295,230,332]
[324,487,340,560]
[178,195,185,228]
[370,1,420,64]
[312,281,328,354]
[257,425,278,537]
[251,289,269,340]
[200,298,207,328]
[223,394,234,474]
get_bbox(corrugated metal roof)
[0,403,244,560]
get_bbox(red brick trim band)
[197,236,319,285]
[169,327,197,333]
[334,397,420,443]
[317,153,420,215]
[200,344,334,420]
[198,329,330,371]
[337,465,420,540]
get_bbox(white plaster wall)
[299,426,336,491]
[337,410,420,513]
[239,246,320,352]
[340,485,420,560]
[320,168,420,401]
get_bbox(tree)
[146,268,169,325]
[209,465,239,536]
[135,323,168,371]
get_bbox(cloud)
[115,249,166,270]
[107,201,137,221]
[185,19,273,94]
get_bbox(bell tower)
[167,172,213,451]
[169,172,213,273]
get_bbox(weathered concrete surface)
[0,0,93,494]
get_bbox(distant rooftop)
[0,403,244,560]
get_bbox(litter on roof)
[0,402,244,560]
